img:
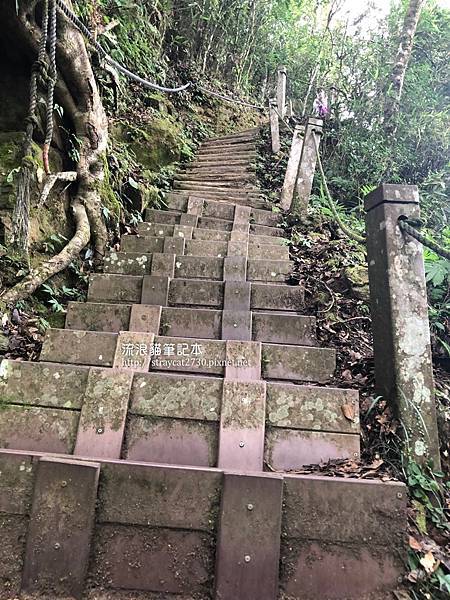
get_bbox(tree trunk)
[384,0,425,133]
[0,0,109,306]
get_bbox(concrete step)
[175,173,256,183]
[174,178,258,190]
[104,251,292,282]
[86,274,304,311]
[198,142,256,153]
[173,184,261,198]
[132,224,289,245]
[0,361,361,467]
[119,237,289,260]
[205,128,259,142]
[65,302,317,346]
[159,197,282,227]
[195,152,256,162]
[39,329,335,385]
[0,447,404,599]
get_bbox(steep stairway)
[0,128,406,599]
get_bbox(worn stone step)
[0,360,359,467]
[105,249,292,281]
[190,157,253,166]
[39,329,333,384]
[140,213,234,232]
[166,190,272,214]
[175,183,259,196]
[205,129,259,143]
[65,302,316,346]
[197,146,256,156]
[175,179,258,191]
[87,274,304,311]
[173,184,260,197]
[132,224,289,246]
[168,191,270,210]
[175,174,256,184]
[0,447,404,598]
[134,224,289,245]
[161,196,282,228]
[198,142,256,153]
[251,223,285,237]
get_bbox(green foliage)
[40,282,85,313]
[407,461,450,598]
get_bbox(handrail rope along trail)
[55,0,264,109]
[313,133,450,260]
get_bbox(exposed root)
[37,171,78,207]
[1,200,90,306]
[1,0,109,305]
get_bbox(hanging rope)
[43,0,57,174]
[312,134,366,243]
[55,0,265,110]
[55,0,191,93]
[196,85,265,111]
[11,0,50,252]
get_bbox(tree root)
[1,200,90,306]
[1,0,109,308]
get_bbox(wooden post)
[269,99,280,154]
[365,184,441,468]
[293,117,323,214]
[280,125,305,211]
[277,66,287,118]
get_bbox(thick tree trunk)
[384,0,425,132]
[0,0,109,306]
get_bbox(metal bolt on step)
[397,492,403,499]
[60,480,67,488]
[244,555,251,563]
[247,504,254,511]
[54,543,60,550]
[239,441,245,448]
[97,427,104,434]
[233,323,237,328]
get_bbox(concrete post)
[280,125,305,211]
[269,99,280,154]
[293,117,323,214]
[277,66,287,118]
[286,98,294,118]
[365,184,441,468]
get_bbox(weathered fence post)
[280,125,305,211]
[269,99,280,154]
[293,117,323,214]
[286,98,294,118]
[365,184,441,468]
[277,66,287,118]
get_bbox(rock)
[0,332,9,353]
[344,264,370,302]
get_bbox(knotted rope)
[11,0,50,252]
[43,0,57,175]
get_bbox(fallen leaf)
[420,551,438,574]
[408,536,422,551]
[341,402,356,421]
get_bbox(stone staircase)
[0,128,406,599]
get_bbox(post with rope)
[277,65,287,118]
[280,125,305,211]
[292,116,323,214]
[365,184,441,469]
[269,98,280,154]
